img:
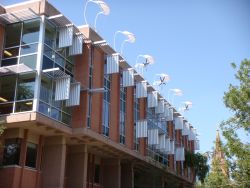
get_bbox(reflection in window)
[22,19,40,45]
[1,58,18,66]
[20,43,38,55]
[55,53,65,68]
[45,21,56,48]
[40,76,52,103]
[43,45,54,59]
[3,47,19,59]
[0,103,13,115]
[15,100,33,112]
[19,55,37,69]
[134,91,140,151]
[62,112,71,125]
[119,74,126,144]
[5,23,21,48]
[3,138,21,166]
[17,73,35,100]
[25,142,37,168]
[0,75,16,103]
[102,63,110,136]
[51,107,61,121]
[42,55,54,70]
[38,101,50,116]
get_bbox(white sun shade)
[0,8,38,24]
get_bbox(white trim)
[33,15,45,111]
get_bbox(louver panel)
[148,129,159,145]
[107,54,119,74]
[122,69,134,87]
[188,128,196,141]
[55,76,71,101]
[165,138,171,153]
[158,134,166,150]
[165,107,173,121]
[66,82,81,106]
[182,122,190,136]
[136,120,148,138]
[156,99,164,114]
[69,35,83,56]
[174,116,183,130]
[59,26,73,48]
[175,147,185,161]
[147,91,158,108]
[136,81,147,98]
[195,139,200,150]
[169,140,175,155]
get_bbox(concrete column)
[66,144,88,188]
[121,163,134,188]
[102,159,120,188]
[41,136,66,188]
[134,170,164,188]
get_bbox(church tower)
[212,130,229,177]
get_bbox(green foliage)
[0,125,5,136]
[204,158,231,188]
[185,151,209,183]
[220,59,250,187]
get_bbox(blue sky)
[2,0,250,153]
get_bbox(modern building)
[0,0,200,187]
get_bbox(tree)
[0,126,4,136]
[205,160,231,188]
[220,59,250,188]
[185,151,209,183]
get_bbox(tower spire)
[212,130,229,177]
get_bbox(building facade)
[0,1,199,188]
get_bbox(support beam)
[102,159,121,188]
[41,136,66,188]
[66,144,88,188]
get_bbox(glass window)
[5,23,21,48]
[15,100,33,112]
[40,76,52,103]
[65,61,73,73]
[62,112,71,125]
[0,75,16,103]
[45,21,56,48]
[25,142,37,168]
[102,63,111,136]
[17,73,35,100]
[0,103,13,115]
[55,53,65,68]
[43,45,54,59]
[3,47,19,59]
[3,138,21,166]
[42,55,54,70]
[22,19,40,45]
[51,107,61,121]
[38,101,50,116]
[19,54,37,69]
[1,58,18,66]
[119,75,126,144]
[20,43,38,55]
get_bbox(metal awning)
[0,64,34,76]
[0,8,38,24]
[48,14,85,38]
[42,67,69,79]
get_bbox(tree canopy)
[220,59,250,188]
